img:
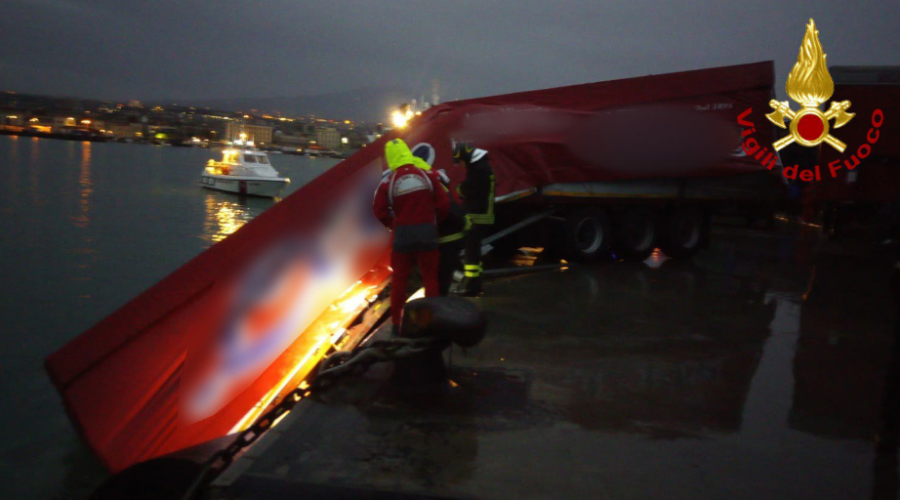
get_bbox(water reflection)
[73,142,92,228]
[70,142,97,292]
[740,292,802,440]
[479,246,781,437]
[7,134,19,197]
[203,194,254,244]
[29,137,42,206]
[790,249,892,441]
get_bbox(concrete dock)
[210,221,898,500]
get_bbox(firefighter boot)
[456,276,482,296]
[457,263,483,296]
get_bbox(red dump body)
[405,61,777,200]
[45,141,395,472]
[46,61,777,472]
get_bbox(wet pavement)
[211,221,898,500]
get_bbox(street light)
[390,103,414,129]
[391,110,409,128]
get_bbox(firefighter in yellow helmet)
[373,139,450,333]
[452,140,494,296]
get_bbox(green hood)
[384,138,431,171]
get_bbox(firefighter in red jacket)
[373,139,450,334]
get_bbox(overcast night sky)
[1,0,899,104]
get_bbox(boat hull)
[200,174,289,198]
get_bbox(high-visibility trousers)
[463,224,484,280]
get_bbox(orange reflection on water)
[73,142,92,228]
[203,195,252,244]
[8,133,18,165]
[29,137,41,205]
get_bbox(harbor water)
[0,135,339,500]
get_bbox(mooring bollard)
[394,296,487,384]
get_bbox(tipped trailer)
[404,61,784,264]
[46,61,784,476]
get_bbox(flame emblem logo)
[766,19,855,152]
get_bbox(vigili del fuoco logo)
[738,19,885,182]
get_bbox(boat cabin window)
[242,154,257,164]
[256,155,269,165]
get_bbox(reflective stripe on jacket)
[459,155,495,225]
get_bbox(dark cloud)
[1,0,898,103]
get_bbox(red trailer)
[46,61,784,473]
[404,60,783,262]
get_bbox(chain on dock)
[180,335,448,500]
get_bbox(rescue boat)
[200,139,290,197]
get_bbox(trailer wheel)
[563,208,611,263]
[659,206,704,260]
[613,207,658,262]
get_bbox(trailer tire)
[613,207,658,262]
[659,206,704,260]
[562,208,611,263]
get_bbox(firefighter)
[373,139,450,335]
[410,149,468,295]
[452,140,495,296]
